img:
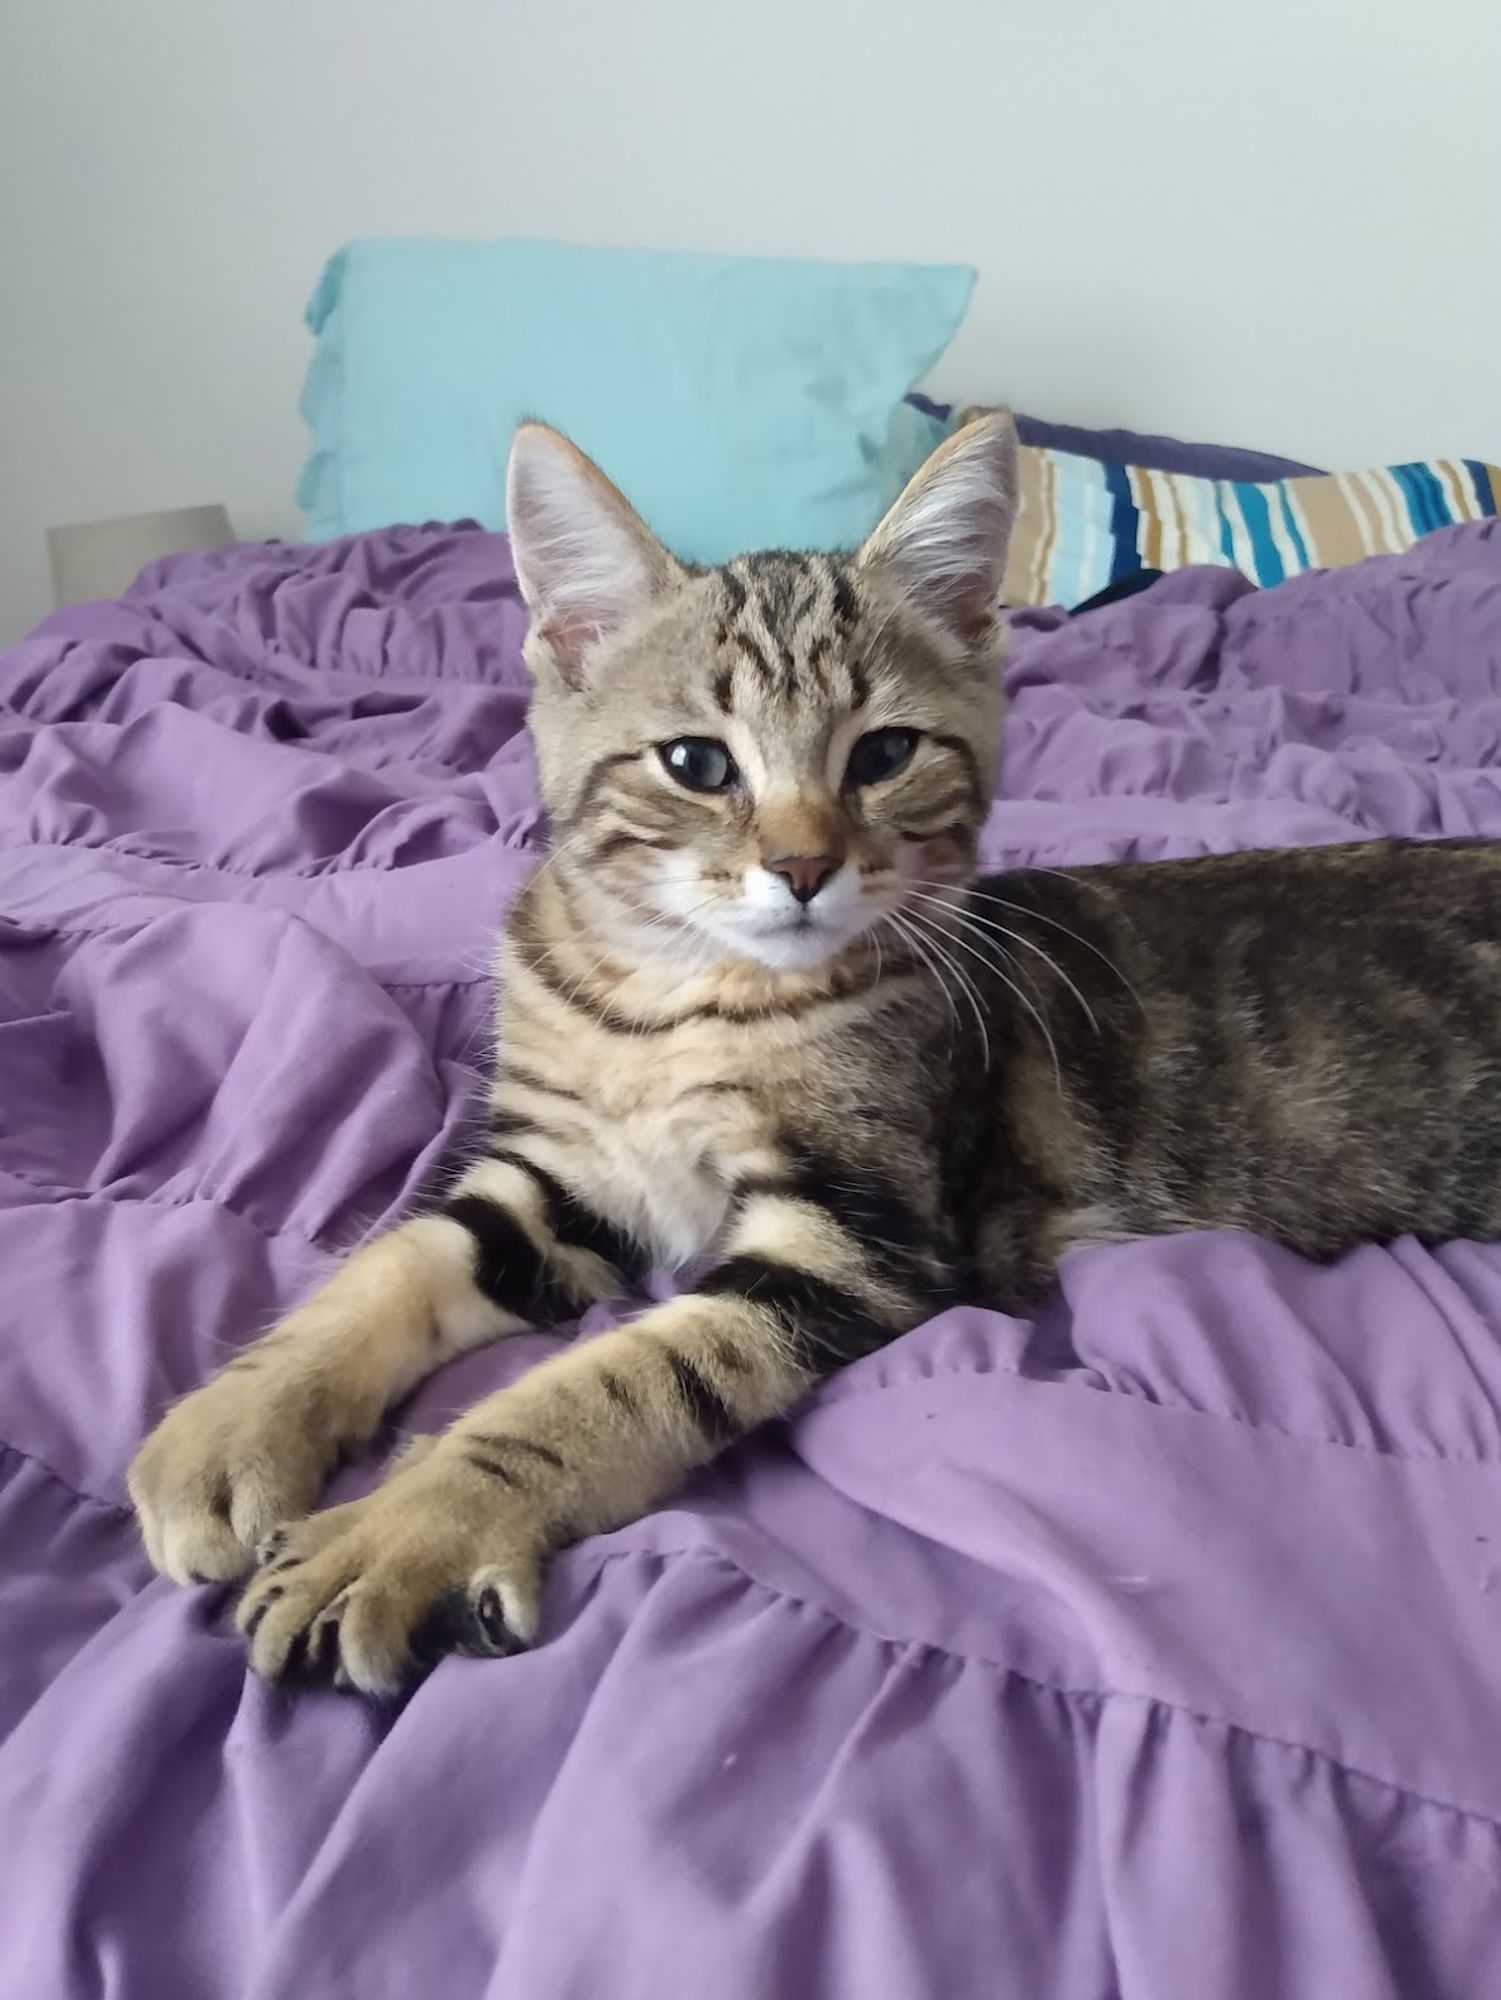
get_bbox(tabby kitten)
[130,414,1501,1695]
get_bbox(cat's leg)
[128,1157,634,1586]
[235,1184,931,1693]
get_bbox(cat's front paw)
[234,1455,541,1697]
[128,1350,355,1586]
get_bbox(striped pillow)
[1002,445,1500,608]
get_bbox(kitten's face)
[508,417,1018,973]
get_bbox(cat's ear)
[506,423,682,685]
[855,412,1018,647]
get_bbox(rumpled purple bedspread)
[4,523,1501,1999]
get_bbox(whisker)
[1018,862,1114,903]
[524,824,595,892]
[905,889,1099,1035]
[884,911,961,1056]
[892,909,991,1075]
[902,905,1063,1093]
[911,875,1144,1016]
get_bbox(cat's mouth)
[708,903,873,972]
[646,864,881,972]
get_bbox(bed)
[4,517,1501,1997]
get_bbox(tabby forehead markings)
[709,552,868,708]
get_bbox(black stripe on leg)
[443,1194,575,1320]
[465,1449,521,1486]
[698,1255,894,1373]
[667,1351,737,1445]
[490,1152,647,1280]
[708,1334,754,1376]
[735,1143,937,1293]
[599,1368,638,1415]
[466,1432,565,1473]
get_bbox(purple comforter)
[4,524,1501,1998]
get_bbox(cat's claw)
[234,1460,541,1696]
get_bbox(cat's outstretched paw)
[235,1456,541,1696]
[128,1358,350,1586]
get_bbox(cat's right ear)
[506,424,681,687]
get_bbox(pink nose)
[767,854,840,905]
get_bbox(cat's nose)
[767,854,840,905]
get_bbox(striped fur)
[130,416,1501,1697]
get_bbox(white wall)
[2,0,1498,642]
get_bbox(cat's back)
[1067,835,1501,939]
[981,837,1501,1025]
[978,837,1501,1261]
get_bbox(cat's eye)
[845,727,920,788]
[659,737,739,793]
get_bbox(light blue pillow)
[297,237,973,562]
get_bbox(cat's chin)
[739,933,846,973]
[696,915,861,975]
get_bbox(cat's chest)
[559,1056,776,1269]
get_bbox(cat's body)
[505,836,1501,1312]
[128,415,1501,1695]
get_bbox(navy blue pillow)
[905,393,1319,482]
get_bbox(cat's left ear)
[855,411,1018,648]
[507,423,683,686]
